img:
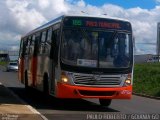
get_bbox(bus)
[18,14,133,107]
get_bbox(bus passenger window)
[41,31,47,42]
[20,38,27,57]
[28,35,35,55]
[32,35,35,45]
[25,38,30,55]
[35,32,41,54]
[47,28,52,43]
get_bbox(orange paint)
[56,83,132,99]
[18,58,24,83]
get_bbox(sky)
[82,0,159,9]
[0,0,160,54]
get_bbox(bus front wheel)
[99,99,112,107]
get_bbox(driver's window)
[125,34,130,56]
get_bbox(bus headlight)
[61,76,69,83]
[125,79,131,85]
[60,72,70,84]
[123,73,132,86]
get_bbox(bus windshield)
[61,29,132,68]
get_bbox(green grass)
[0,61,8,66]
[133,63,160,97]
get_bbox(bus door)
[25,35,38,87]
[24,37,32,86]
[49,29,59,94]
[30,35,38,87]
[27,36,34,86]
[18,38,26,83]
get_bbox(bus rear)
[56,16,133,106]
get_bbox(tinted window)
[61,29,132,68]
[9,62,17,66]
[41,31,47,42]
[47,28,52,43]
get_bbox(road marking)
[10,91,48,120]
[25,105,48,120]
[0,83,48,120]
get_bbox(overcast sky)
[0,0,160,54]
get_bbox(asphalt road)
[0,69,160,120]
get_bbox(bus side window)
[44,28,52,55]
[29,36,35,56]
[20,38,24,57]
[52,24,60,46]
[19,40,22,57]
[29,35,35,56]
[25,38,30,55]
[46,28,52,44]
[28,36,33,56]
[41,31,47,43]
[50,29,59,63]
[39,31,47,54]
[35,32,41,55]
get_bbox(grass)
[133,63,160,97]
[0,61,8,66]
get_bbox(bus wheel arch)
[43,72,49,95]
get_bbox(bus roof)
[22,14,130,38]
[64,13,130,22]
[22,15,63,38]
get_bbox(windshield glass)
[61,29,132,68]
[9,62,17,66]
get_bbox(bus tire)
[43,73,49,95]
[99,99,112,107]
[24,71,29,90]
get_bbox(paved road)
[0,70,160,120]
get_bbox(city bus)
[18,14,133,107]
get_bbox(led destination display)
[64,16,131,31]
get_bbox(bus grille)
[79,90,116,96]
[73,74,121,86]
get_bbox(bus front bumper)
[56,83,132,99]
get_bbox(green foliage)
[0,61,8,66]
[133,63,160,97]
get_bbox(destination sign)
[86,21,121,29]
[63,16,131,31]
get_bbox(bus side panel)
[26,55,33,86]
[18,58,24,84]
[36,55,43,91]
[36,55,48,91]
[31,56,38,87]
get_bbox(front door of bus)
[48,29,58,94]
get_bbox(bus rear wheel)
[99,99,112,107]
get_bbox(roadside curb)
[133,92,160,100]
[0,82,48,120]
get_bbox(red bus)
[18,14,133,107]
